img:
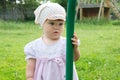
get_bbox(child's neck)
[42,35,60,45]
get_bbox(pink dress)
[24,37,79,80]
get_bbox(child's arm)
[26,58,36,80]
[73,46,80,61]
[71,33,80,61]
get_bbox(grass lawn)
[0,20,120,80]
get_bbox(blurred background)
[0,0,68,21]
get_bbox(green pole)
[66,0,77,80]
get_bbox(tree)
[51,0,68,10]
[0,0,6,20]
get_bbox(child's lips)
[54,31,58,33]
[53,31,59,34]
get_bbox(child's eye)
[49,22,54,25]
[59,23,64,26]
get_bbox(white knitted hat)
[34,2,66,26]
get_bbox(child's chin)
[52,37,60,40]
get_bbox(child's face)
[42,19,65,40]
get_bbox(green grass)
[0,20,120,80]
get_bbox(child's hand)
[71,33,80,61]
[71,33,79,49]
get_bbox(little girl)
[24,2,80,80]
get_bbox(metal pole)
[66,0,77,80]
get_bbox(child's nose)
[54,25,60,29]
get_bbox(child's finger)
[72,39,78,43]
[71,38,79,44]
[71,38,80,46]
[73,33,78,39]
[71,38,77,42]
[72,42,78,45]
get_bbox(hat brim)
[47,14,66,21]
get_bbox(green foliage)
[0,20,40,30]
[0,20,120,80]
[51,0,68,10]
[112,20,120,26]
[76,17,111,26]
[74,22,120,80]
[24,0,39,6]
